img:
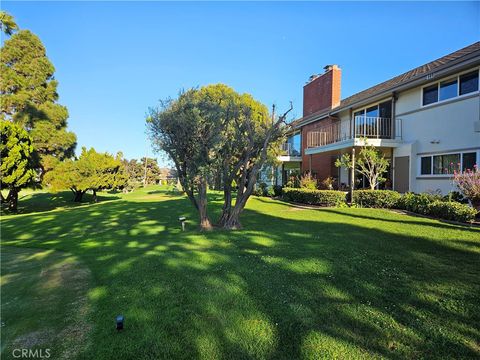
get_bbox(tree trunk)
[6,188,18,212]
[73,190,85,202]
[92,189,97,203]
[222,205,243,229]
[222,170,257,230]
[198,178,212,230]
[217,184,232,227]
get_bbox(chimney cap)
[308,74,319,82]
[323,64,339,72]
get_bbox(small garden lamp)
[116,315,124,331]
[179,216,187,231]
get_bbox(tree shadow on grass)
[2,190,121,216]
[1,194,480,359]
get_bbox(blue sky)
[3,1,479,166]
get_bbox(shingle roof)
[338,41,480,109]
[290,41,480,128]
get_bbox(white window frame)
[418,150,479,177]
[352,98,393,120]
[420,67,480,108]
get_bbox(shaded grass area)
[1,189,121,216]
[1,186,480,359]
[1,247,92,359]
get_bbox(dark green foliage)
[0,120,36,211]
[282,187,346,206]
[443,191,468,204]
[0,29,76,178]
[353,190,402,208]
[272,185,283,197]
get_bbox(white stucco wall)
[393,68,480,194]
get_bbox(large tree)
[147,84,291,230]
[0,120,36,211]
[0,28,76,179]
[45,147,127,202]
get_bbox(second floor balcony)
[306,116,402,150]
[280,142,301,157]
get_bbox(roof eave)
[331,50,480,115]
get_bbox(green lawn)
[1,186,480,359]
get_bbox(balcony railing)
[280,143,301,157]
[307,117,402,149]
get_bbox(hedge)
[396,192,477,223]
[396,192,441,215]
[425,200,478,223]
[282,188,346,206]
[353,190,401,208]
[281,187,477,223]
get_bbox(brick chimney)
[303,64,341,117]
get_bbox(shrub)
[443,191,467,204]
[426,200,477,223]
[282,188,346,207]
[266,186,275,198]
[396,192,441,215]
[273,185,283,197]
[300,172,317,190]
[353,190,401,208]
[321,176,335,190]
[253,186,263,197]
[453,166,480,208]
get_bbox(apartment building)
[270,41,480,194]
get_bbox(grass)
[1,186,480,359]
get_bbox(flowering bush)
[300,172,317,190]
[453,165,480,209]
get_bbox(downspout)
[392,91,397,139]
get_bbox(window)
[422,69,479,106]
[286,133,301,156]
[420,151,477,176]
[462,152,477,171]
[459,71,479,95]
[439,79,457,101]
[423,84,438,105]
[433,153,460,174]
[420,157,431,175]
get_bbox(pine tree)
[0,28,77,179]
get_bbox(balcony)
[278,143,302,162]
[306,117,402,153]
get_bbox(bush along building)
[267,42,480,195]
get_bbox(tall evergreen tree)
[0,27,76,178]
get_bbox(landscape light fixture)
[116,315,124,331]
[179,216,187,231]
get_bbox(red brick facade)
[303,65,342,117]
[301,117,340,181]
[300,65,342,183]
